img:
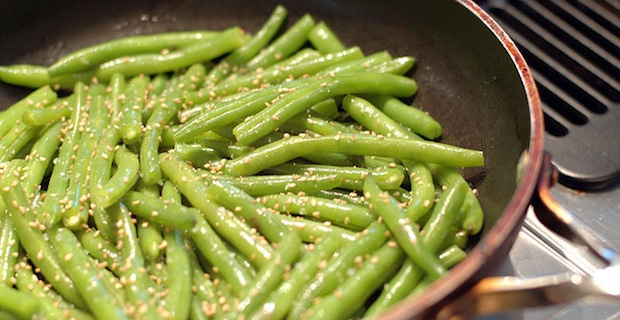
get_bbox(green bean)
[277,214,356,245]
[122,190,198,231]
[0,122,41,162]
[308,97,340,119]
[206,180,289,242]
[403,161,436,221]
[0,64,96,89]
[189,214,252,295]
[249,235,341,320]
[78,229,122,274]
[14,260,97,320]
[212,47,364,96]
[22,97,72,126]
[97,27,246,80]
[422,179,469,253]
[141,63,205,186]
[0,212,18,286]
[160,182,193,320]
[428,163,484,235]
[0,86,56,137]
[91,146,139,209]
[107,73,127,117]
[224,134,484,176]
[173,143,222,167]
[0,284,43,319]
[246,13,315,69]
[205,5,288,85]
[47,227,128,320]
[48,31,220,77]
[342,94,415,140]
[159,152,253,293]
[339,94,437,222]
[197,168,342,197]
[311,188,370,206]
[162,229,192,320]
[304,241,405,320]
[287,222,388,319]
[0,86,55,160]
[308,21,346,54]
[136,218,164,263]
[109,202,161,319]
[267,163,405,191]
[119,75,149,145]
[232,231,302,317]
[363,94,442,140]
[363,176,446,280]
[0,171,86,308]
[260,193,375,230]
[89,128,123,241]
[142,73,169,120]
[63,94,108,229]
[174,79,310,143]
[130,181,165,262]
[319,50,392,75]
[40,82,87,226]
[366,56,416,75]
[233,73,418,145]
[364,245,467,317]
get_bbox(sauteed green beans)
[0,5,485,319]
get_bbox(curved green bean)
[363,176,446,280]
[122,190,198,231]
[233,73,418,145]
[246,13,315,69]
[0,85,56,136]
[91,146,139,209]
[205,5,288,85]
[49,31,220,77]
[97,27,246,80]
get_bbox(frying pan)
[0,0,616,318]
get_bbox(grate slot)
[543,112,569,137]
[488,7,610,118]
[568,0,620,37]
[500,1,620,103]
[521,0,620,89]
[481,0,620,189]
[543,0,620,59]
[535,73,589,127]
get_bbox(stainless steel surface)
[478,0,620,319]
[480,0,620,191]
[439,155,620,319]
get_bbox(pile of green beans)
[0,5,485,320]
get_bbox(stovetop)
[477,0,619,319]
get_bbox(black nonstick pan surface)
[0,0,544,318]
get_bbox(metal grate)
[480,0,620,190]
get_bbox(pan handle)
[435,152,620,320]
